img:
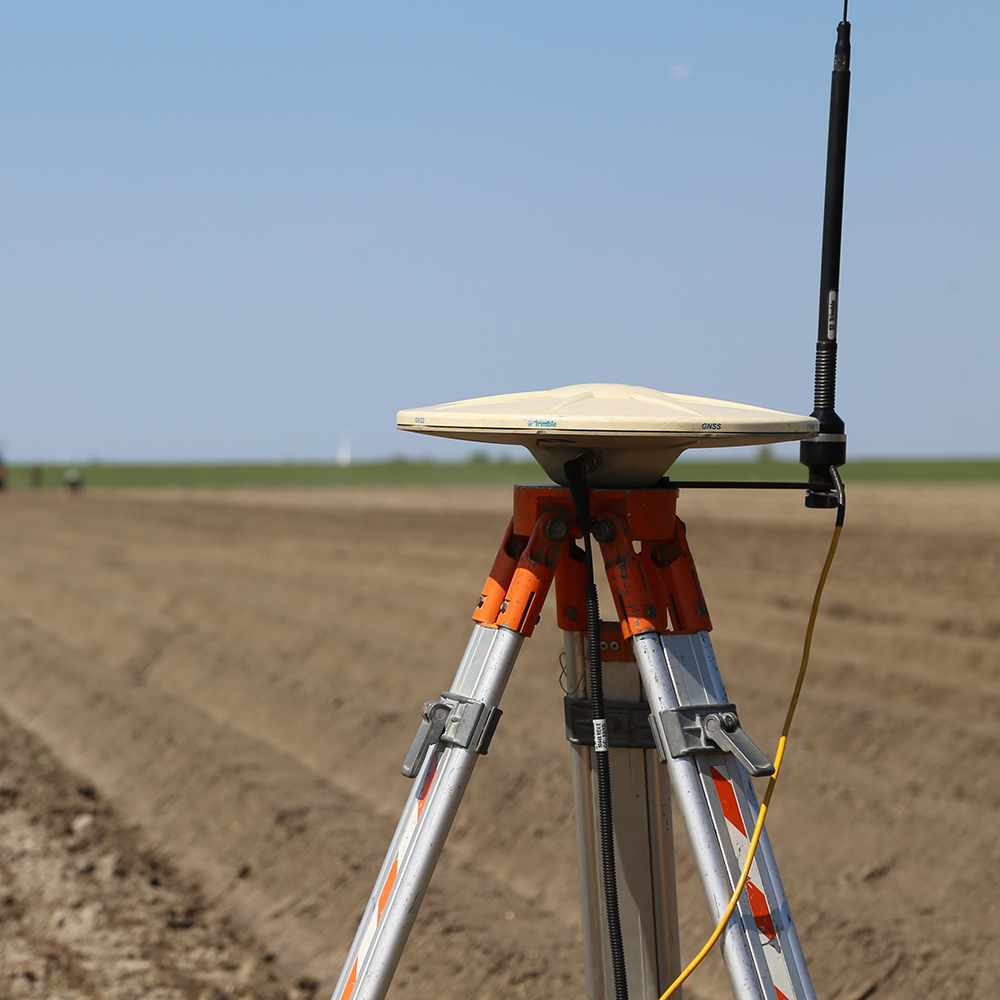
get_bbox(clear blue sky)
[2,2,997,463]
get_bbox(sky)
[1,1,997,464]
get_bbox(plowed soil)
[0,484,997,999]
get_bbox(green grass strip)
[3,457,999,490]
[668,458,1000,483]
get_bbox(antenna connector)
[800,411,845,508]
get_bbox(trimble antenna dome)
[397,382,818,488]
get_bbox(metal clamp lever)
[650,703,775,778]
[401,692,497,778]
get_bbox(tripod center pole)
[564,456,629,1000]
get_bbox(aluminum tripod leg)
[633,630,817,1000]
[332,624,523,1000]
[564,630,683,1000]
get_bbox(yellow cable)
[658,519,843,1000]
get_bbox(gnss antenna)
[801,2,852,506]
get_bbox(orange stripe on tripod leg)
[338,960,358,1000]
[744,879,776,940]
[416,751,439,817]
[775,989,791,1000]
[377,858,399,920]
[710,766,748,837]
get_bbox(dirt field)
[0,484,997,999]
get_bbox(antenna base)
[800,409,846,508]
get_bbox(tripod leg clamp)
[401,692,501,778]
[649,703,774,778]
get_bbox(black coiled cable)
[565,457,629,1000]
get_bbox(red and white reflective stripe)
[709,766,797,1000]
[339,752,440,1000]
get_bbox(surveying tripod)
[333,483,817,1000]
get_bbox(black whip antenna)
[801,3,851,507]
